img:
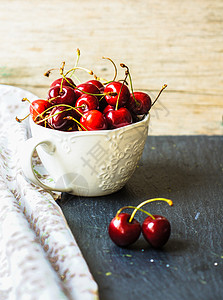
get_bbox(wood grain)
[0,0,222,135]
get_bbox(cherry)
[108,213,141,247]
[142,215,171,248]
[128,85,168,116]
[104,81,130,108]
[48,85,76,106]
[105,107,132,129]
[75,94,99,118]
[129,198,173,248]
[103,104,114,114]
[29,99,51,123]
[86,79,104,91]
[75,83,101,99]
[50,77,75,89]
[127,92,152,115]
[80,110,108,131]
[47,106,77,131]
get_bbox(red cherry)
[50,77,75,89]
[30,99,51,122]
[127,92,152,115]
[80,110,108,131]
[105,107,132,129]
[108,213,141,247]
[86,79,104,91]
[142,215,171,248]
[48,85,76,106]
[75,94,99,118]
[47,106,77,131]
[75,83,101,99]
[104,81,130,108]
[103,104,114,114]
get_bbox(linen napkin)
[0,85,98,300]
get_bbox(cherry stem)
[15,113,30,123]
[69,48,81,78]
[120,63,140,107]
[94,74,108,83]
[115,66,129,111]
[59,62,66,93]
[44,68,58,77]
[60,70,116,98]
[48,95,61,104]
[129,198,173,223]
[115,206,154,220]
[35,104,85,124]
[66,116,88,131]
[35,107,73,124]
[64,66,94,78]
[102,57,117,82]
[71,49,82,83]
[151,84,167,107]
[44,103,84,116]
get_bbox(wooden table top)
[0,0,222,136]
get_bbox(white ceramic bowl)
[20,114,150,196]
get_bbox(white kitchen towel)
[0,84,98,300]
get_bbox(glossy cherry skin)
[75,83,101,99]
[105,107,132,129]
[127,92,152,115]
[50,77,75,89]
[48,85,76,106]
[75,94,99,118]
[30,99,51,122]
[86,79,104,91]
[103,104,115,114]
[80,110,108,131]
[142,215,171,248]
[47,106,77,131]
[108,213,141,247]
[104,81,130,108]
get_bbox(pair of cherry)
[108,198,173,248]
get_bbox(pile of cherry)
[16,52,167,131]
[109,198,173,248]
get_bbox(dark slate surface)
[57,136,223,300]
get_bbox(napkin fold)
[0,85,98,300]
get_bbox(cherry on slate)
[108,213,141,247]
[142,215,171,249]
[108,198,173,248]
